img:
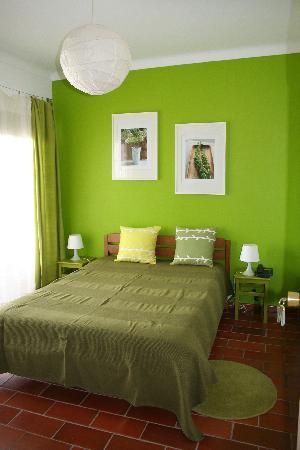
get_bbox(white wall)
[0,50,51,98]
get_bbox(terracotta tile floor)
[0,305,299,450]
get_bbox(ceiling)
[0,0,299,79]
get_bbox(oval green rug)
[193,360,277,419]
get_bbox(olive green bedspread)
[0,257,227,441]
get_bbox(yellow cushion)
[116,226,161,264]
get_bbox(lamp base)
[70,249,81,261]
[242,262,254,277]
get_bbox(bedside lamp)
[240,244,260,277]
[67,234,84,261]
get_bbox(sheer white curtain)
[0,90,35,303]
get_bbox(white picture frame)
[175,122,226,195]
[112,112,158,180]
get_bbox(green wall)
[284,54,300,291]
[53,54,299,298]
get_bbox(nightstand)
[234,273,271,323]
[57,257,95,278]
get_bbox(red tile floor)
[0,305,299,450]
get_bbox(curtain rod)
[0,82,50,101]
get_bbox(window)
[0,94,35,303]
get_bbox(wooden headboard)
[104,234,231,275]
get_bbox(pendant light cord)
[91,0,94,24]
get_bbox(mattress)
[0,256,227,440]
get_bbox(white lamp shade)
[67,234,84,250]
[60,24,132,95]
[240,244,260,263]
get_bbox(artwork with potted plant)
[112,112,158,180]
[121,128,147,165]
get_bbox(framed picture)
[175,122,226,195]
[112,112,158,180]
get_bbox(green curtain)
[31,97,65,288]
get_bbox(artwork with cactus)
[175,122,226,194]
[185,140,215,179]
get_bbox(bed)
[0,234,230,441]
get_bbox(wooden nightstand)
[234,273,271,323]
[57,257,95,278]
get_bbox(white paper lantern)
[60,24,131,95]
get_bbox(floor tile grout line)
[50,418,66,439]
[139,419,149,439]
[227,435,273,449]
[78,390,90,406]
[2,389,18,406]
[103,432,114,450]
[50,408,152,434]
[43,399,58,416]
[2,380,49,397]
[38,382,51,397]
[7,388,97,411]
[69,445,89,450]
[5,406,23,425]
[2,375,88,395]
[4,407,66,440]
[44,400,99,419]
[234,419,297,434]
[0,388,17,404]
[90,405,175,428]
[6,399,162,432]
[90,418,191,445]
[87,407,102,428]
[110,429,196,450]
[124,403,131,416]
[98,408,150,423]
[2,422,78,447]
[5,396,57,416]
[69,444,87,449]
[67,421,188,450]
[83,417,199,450]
